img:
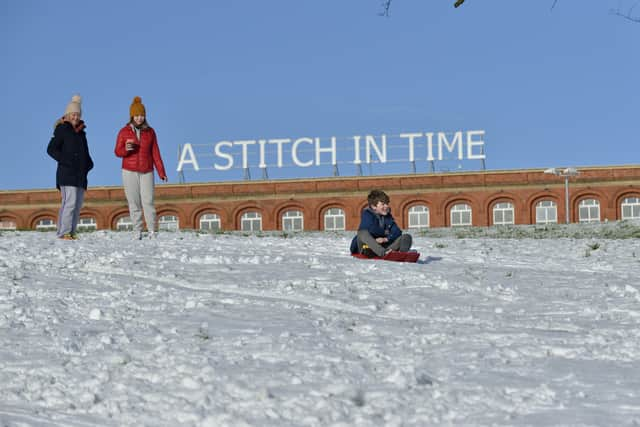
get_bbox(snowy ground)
[1,226,640,426]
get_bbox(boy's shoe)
[361,244,377,258]
[70,232,78,240]
[59,234,75,240]
[148,231,157,239]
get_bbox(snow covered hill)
[1,226,639,426]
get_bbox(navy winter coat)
[47,121,93,189]
[350,207,403,253]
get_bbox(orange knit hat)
[129,96,146,118]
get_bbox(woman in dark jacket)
[46,95,94,240]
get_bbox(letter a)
[177,143,200,172]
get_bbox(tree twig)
[381,0,468,15]
[610,1,640,22]
[379,0,392,17]
[611,9,640,22]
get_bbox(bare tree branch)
[611,9,640,22]
[611,1,640,22]
[379,0,392,17]
[380,1,639,24]
[381,0,465,15]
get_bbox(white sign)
[177,130,485,172]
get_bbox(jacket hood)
[55,117,86,133]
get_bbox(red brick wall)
[1,166,639,230]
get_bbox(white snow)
[1,226,640,426]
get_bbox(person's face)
[371,200,390,216]
[66,112,80,126]
[133,115,145,126]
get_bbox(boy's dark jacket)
[47,120,94,189]
[349,207,402,253]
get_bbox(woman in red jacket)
[114,96,167,239]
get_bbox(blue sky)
[1,0,638,190]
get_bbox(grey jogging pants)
[57,186,85,237]
[122,170,156,232]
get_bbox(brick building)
[1,165,639,232]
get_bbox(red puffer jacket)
[115,124,167,179]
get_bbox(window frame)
[535,200,558,225]
[158,215,180,231]
[323,207,346,231]
[240,211,262,232]
[35,218,56,231]
[199,213,222,232]
[621,197,640,220]
[116,216,133,231]
[408,205,430,229]
[578,199,600,223]
[281,210,304,232]
[77,217,97,232]
[450,203,472,227]
[0,219,17,230]
[492,202,515,226]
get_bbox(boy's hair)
[367,190,390,206]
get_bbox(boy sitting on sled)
[350,190,413,258]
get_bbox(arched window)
[0,219,17,230]
[159,215,179,231]
[241,211,262,232]
[493,202,514,225]
[621,197,640,220]
[35,218,56,231]
[578,199,600,223]
[408,205,430,229]
[450,203,472,227]
[77,217,97,231]
[282,210,303,232]
[116,216,133,231]
[535,200,557,224]
[323,208,345,231]
[199,213,221,232]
